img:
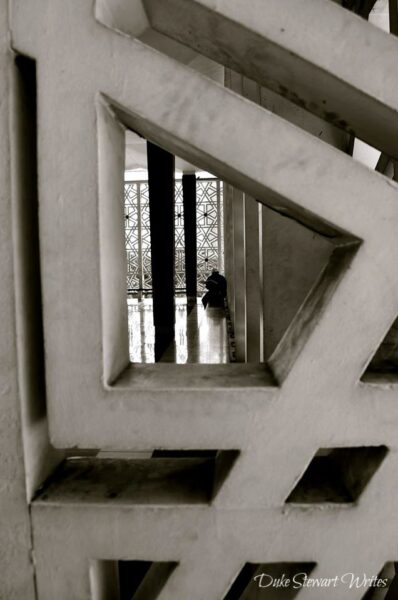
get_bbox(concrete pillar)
[224,72,264,362]
[232,187,246,361]
[244,195,263,362]
[224,67,350,363]
[147,141,175,361]
[241,76,263,362]
[257,74,350,362]
[182,173,197,304]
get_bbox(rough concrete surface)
[2,0,398,598]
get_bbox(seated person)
[202,269,227,308]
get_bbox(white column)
[244,195,263,362]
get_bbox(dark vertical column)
[182,173,197,305]
[390,0,398,37]
[14,57,47,419]
[147,141,175,361]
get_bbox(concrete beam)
[142,0,398,158]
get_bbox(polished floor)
[127,297,230,363]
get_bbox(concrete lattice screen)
[3,0,398,598]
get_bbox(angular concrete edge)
[141,0,398,158]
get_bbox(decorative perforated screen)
[175,180,185,291]
[124,179,223,294]
[197,179,224,291]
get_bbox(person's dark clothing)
[202,271,227,308]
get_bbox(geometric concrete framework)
[30,492,398,600]
[85,85,358,440]
[10,0,376,449]
[6,0,398,598]
[107,98,343,367]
